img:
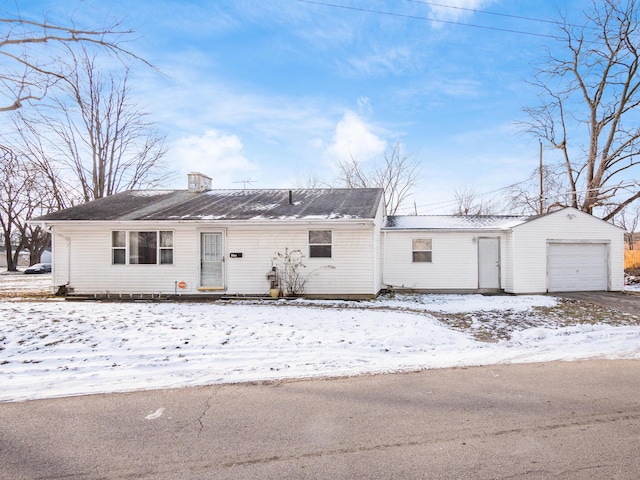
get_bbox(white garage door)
[547,243,608,292]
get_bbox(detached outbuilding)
[382,208,624,294]
[32,173,623,298]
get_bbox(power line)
[393,176,536,214]
[295,0,564,40]
[395,178,640,215]
[406,0,557,27]
[405,1,598,31]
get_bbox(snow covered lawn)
[2,281,640,403]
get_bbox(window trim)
[111,230,174,265]
[112,231,126,265]
[412,238,432,263]
[309,229,332,258]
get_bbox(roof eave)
[382,227,513,233]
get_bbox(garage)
[547,243,608,292]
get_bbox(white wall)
[51,231,70,289]
[509,209,624,293]
[381,230,509,291]
[224,223,377,296]
[50,219,380,297]
[372,199,385,294]
[50,223,199,295]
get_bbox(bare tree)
[11,117,75,210]
[335,141,421,215]
[0,146,50,271]
[452,185,499,215]
[606,203,640,249]
[15,48,169,204]
[505,163,571,215]
[0,146,25,270]
[0,14,150,112]
[294,170,330,189]
[522,0,640,221]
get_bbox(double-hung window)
[309,230,332,258]
[412,239,432,263]
[112,231,173,265]
[112,231,127,264]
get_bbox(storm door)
[200,233,224,289]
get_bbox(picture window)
[111,231,173,265]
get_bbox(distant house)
[0,249,31,269]
[40,249,52,263]
[31,173,623,298]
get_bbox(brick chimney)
[187,172,212,192]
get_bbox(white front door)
[478,237,500,289]
[201,233,224,289]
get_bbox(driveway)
[556,291,640,316]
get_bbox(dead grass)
[0,291,52,297]
[3,285,640,344]
[432,298,640,342]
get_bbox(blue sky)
[14,0,587,214]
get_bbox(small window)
[112,231,126,264]
[309,230,332,258]
[412,239,432,263]
[159,231,174,265]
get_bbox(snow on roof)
[385,215,531,230]
[34,188,385,222]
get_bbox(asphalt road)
[2,360,640,480]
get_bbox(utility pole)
[539,140,544,215]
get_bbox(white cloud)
[357,96,373,115]
[428,0,497,22]
[347,46,416,76]
[324,111,387,165]
[169,130,254,188]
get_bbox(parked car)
[24,263,52,274]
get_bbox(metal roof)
[34,188,385,222]
[384,214,531,230]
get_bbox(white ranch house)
[33,173,623,298]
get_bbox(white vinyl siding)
[372,199,385,294]
[50,220,380,297]
[503,231,515,292]
[50,223,197,295]
[383,231,508,291]
[50,230,70,291]
[225,224,377,296]
[509,209,623,293]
